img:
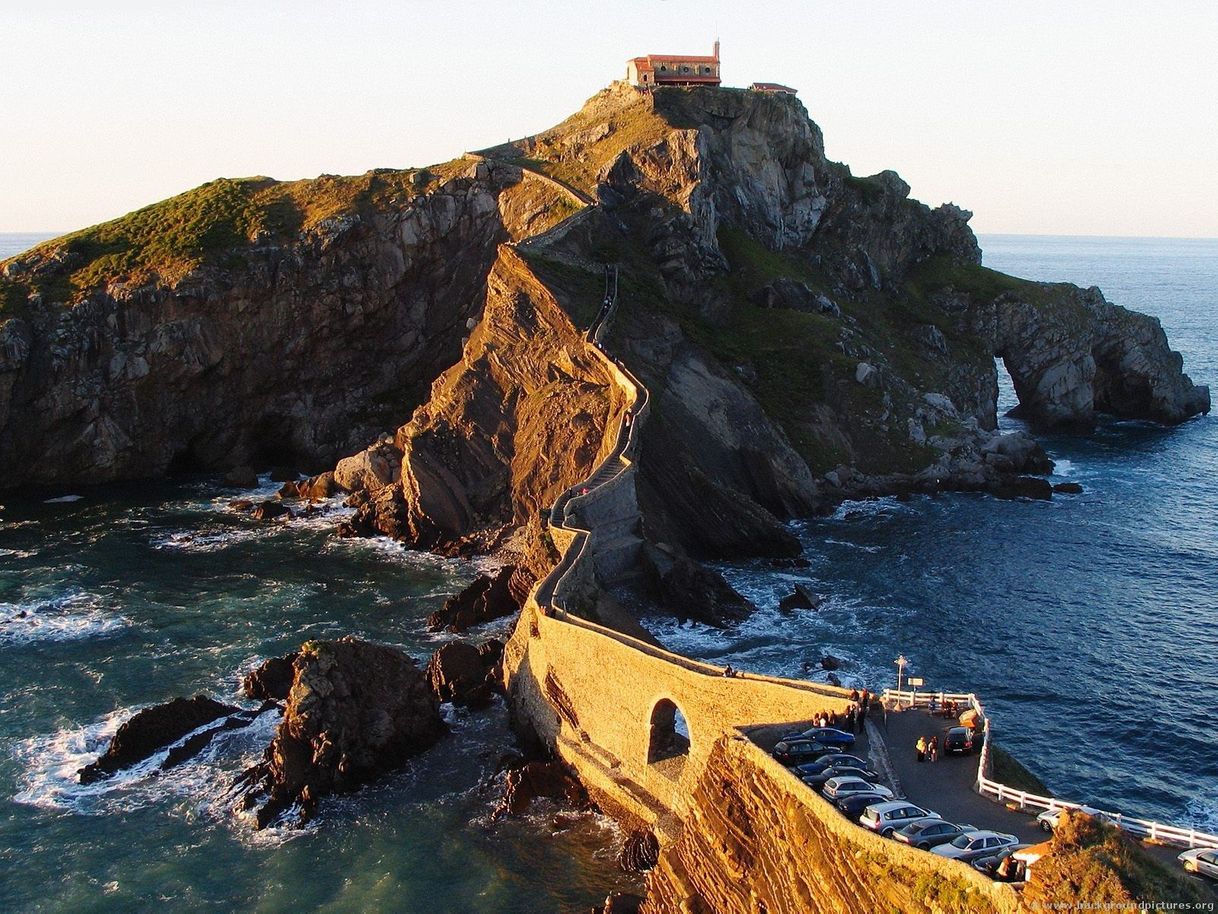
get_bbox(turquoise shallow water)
[645,234,1218,834]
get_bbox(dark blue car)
[779,726,856,748]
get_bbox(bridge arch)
[647,697,691,768]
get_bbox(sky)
[1,0,1216,237]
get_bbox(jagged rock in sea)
[618,829,660,873]
[242,653,299,702]
[424,640,500,708]
[237,637,445,828]
[78,694,239,784]
[425,564,525,632]
[491,759,591,819]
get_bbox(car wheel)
[881,827,894,838]
[1040,821,1053,832]
[916,842,930,850]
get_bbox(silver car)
[858,801,940,837]
[932,830,1020,862]
[1178,847,1218,880]
[822,776,893,801]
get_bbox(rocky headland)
[12,81,1211,912]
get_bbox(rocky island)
[3,82,1211,913]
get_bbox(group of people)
[915,734,940,762]
[808,689,873,734]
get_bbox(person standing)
[928,734,939,762]
[915,736,926,762]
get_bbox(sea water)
[1,233,1215,910]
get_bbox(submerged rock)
[78,695,239,784]
[1053,482,1084,494]
[238,637,445,828]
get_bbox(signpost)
[894,654,908,692]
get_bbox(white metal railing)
[882,688,1218,851]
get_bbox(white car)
[932,830,1021,862]
[1178,847,1218,880]
[822,776,893,801]
[857,801,940,836]
[1035,805,1108,832]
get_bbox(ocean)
[0,232,1215,910]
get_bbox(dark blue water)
[648,235,1218,833]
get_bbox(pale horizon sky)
[2,1,1216,238]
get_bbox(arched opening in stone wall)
[647,698,691,765]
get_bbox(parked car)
[779,726,857,748]
[794,754,869,775]
[822,776,893,801]
[1178,847,1218,880]
[1035,805,1109,833]
[893,819,977,850]
[858,801,940,836]
[772,739,837,766]
[800,764,882,788]
[834,792,892,822]
[932,831,1020,862]
[943,726,982,755]
[972,844,1032,879]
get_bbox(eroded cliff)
[0,160,579,486]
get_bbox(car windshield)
[949,835,971,848]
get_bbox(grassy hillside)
[0,161,470,312]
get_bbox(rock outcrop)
[0,160,585,488]
[78,695,239,783]
[3,82,1205,562]
[426,565,526,632]
[238,637,445,827]
[242,653,299,702]
[424,640,502,708]
[492,759,591,819]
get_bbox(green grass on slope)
[0,162,472,312]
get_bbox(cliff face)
[0,160,574,486]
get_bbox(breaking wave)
[0,592,129,645]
